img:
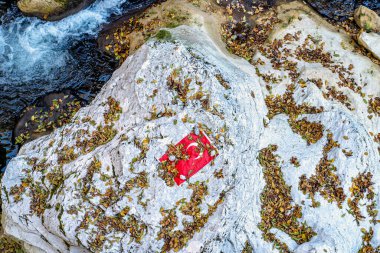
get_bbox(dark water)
[0,0,156,169]
[305,0,380,21]
[0,0,156,130]
[0,131,16,171]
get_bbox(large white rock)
[1,25,267,253]
[2,4,380,253]
[358,31,380,60]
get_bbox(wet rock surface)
[304,0,380,21]
[0,37,117,131]
[13,90,87,146]
[0,0,158,170]
[0,0,158,131]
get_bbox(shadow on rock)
[13,89,88,146]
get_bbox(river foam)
[0,0,133,84]
[0,0,155,128]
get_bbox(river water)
[0,0,155,129]
[0,0,156,169]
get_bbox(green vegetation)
[156,30,172,41]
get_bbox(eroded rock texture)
[2,3,380,253]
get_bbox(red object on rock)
[159,130,218,185]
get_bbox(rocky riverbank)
[0,0,158,169]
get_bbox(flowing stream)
[0,0,156,168]
[0,0,155,129]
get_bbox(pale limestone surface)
[2,4,380,253]
[358,31,380,60]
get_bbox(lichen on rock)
[354,5,380,32]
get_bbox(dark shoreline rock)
[13,89,87,146]
[98,0,160,40]
[0,37,118,132]
[305,0,380,21]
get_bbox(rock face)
[305,0,380,21]
[358,31,380,60]
[2,25,266,253]
[2,4,380,253]
[17,0,94,20]
[354,5,380,32]
[13,90,86,146]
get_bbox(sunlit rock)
[354,5,380,32]
[358,31,380,60]
[17,0,94,20]
[2,2,380,253]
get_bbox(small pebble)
[169,155,176,161]
[210,150,216,156]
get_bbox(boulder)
[305,0,356,21]
[305,0,380,21]
[358,30,380,60]
[354,5,380,32]
[13,90,86,146]
[2,3,380,253]
[17,0,95,20]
